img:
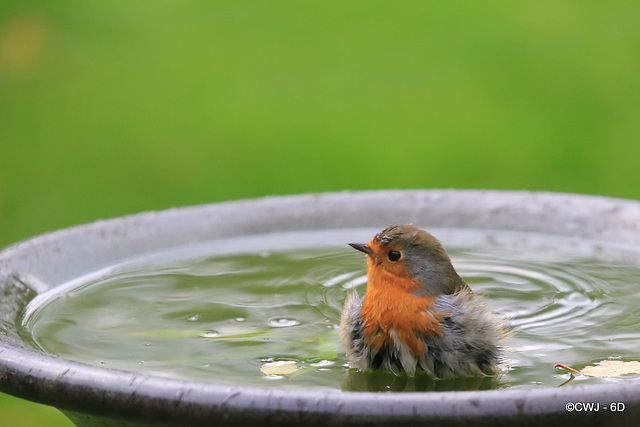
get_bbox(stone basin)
[1,190,639,426]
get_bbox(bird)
[339,224,506,378]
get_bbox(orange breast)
[360,267,443,357]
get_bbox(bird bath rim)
[2,189,640,426]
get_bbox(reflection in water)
[341,369,500,392]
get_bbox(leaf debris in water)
[555,360,640,377]
[260,360,298,376]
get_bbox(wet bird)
[340,224,505,378]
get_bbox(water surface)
[21,228,640,391]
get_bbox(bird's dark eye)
[387,250,401,262]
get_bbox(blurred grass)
[1,1,639,425]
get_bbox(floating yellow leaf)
[555,360,640,377]
[260,360,298,376]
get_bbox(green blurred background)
[1,1,639,425]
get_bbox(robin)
[340,224,505,378]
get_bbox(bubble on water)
[311,360,334,368]
[268,317,300,328]
[188,314,199,321]
[557,292,594,307]
[263,374,285,380]
[235,317,246,322]
[201,330,219,338]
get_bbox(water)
[19,228,640,391]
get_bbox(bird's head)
[349,224,467,296]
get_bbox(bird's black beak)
[348,242,374,255]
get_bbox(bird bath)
[1,190,640,426]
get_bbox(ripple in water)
[20,229,640,391]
